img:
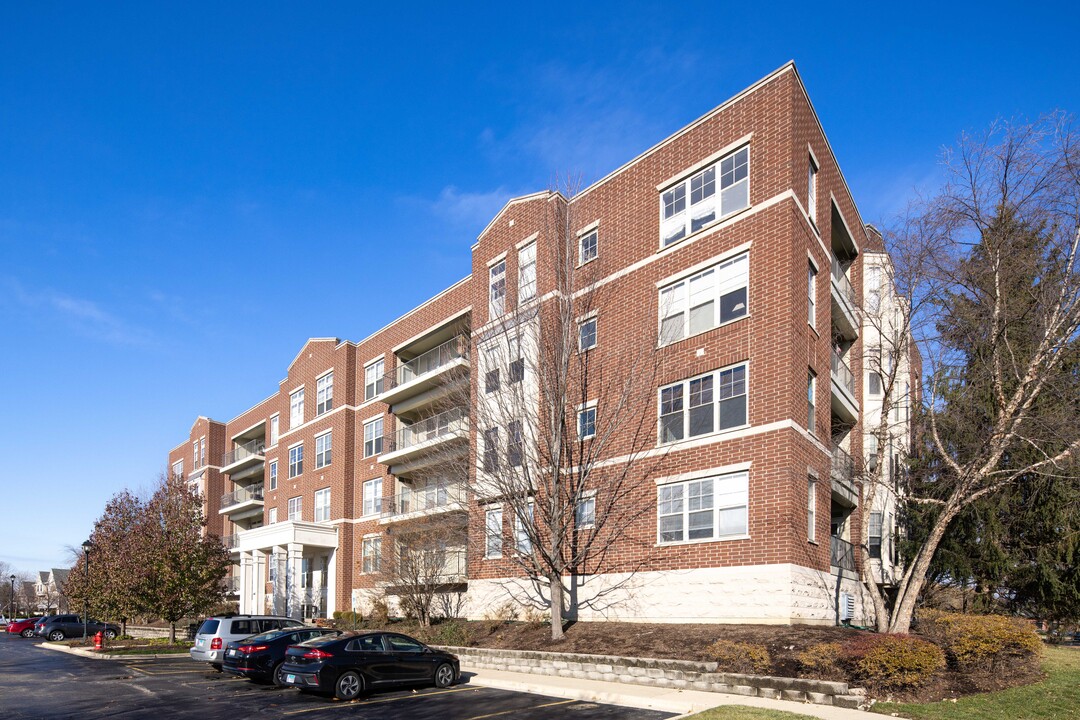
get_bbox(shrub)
[482,601,520,624]
[431,620,472,647]
[706,640,771,675]
[369,597,390,623]
[841,634,944,690]
[796,642,844,679]
[917,610,1043,671]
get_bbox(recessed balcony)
[830,536,856,574]
[830,348,859,424]
[830,257,859,341]
[830,446,858,507]
[380,482,467,525]
[380,336,470,413]
[221,438,265,479]
[378,407,469,473]
[220,482,264,520]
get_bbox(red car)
[7,617,44,638]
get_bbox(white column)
[239,552,253,614]
[326,548,337,618]
[287,543,303,619]
[273,545,286,615]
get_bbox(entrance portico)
[236,521,338,620]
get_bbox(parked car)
[36,614,119,641]
[278,631,459,700]
[6,617,44,637]
[190,614,305,670]
[223,626,340,685]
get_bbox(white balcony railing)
[221,438,265,468]
[830,348,855,397]
[381,483,465,520]
[220,483,264,510]
[387,336,469,391]
[385,407,468,454]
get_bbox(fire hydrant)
[93,631,104,651]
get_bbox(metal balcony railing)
[831,348,855,397]
[386,407,468,453]
[381,483,465,519]
[830,536,856,572]
[221,438,265,468]
[386,336,469,391]
[220,483,264,510]
[831,446,854,484]
[224,576,240,593]
[220,534,239,550]
[391,547,468,584]
[831,257,858,309]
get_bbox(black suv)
[36,614,120,641]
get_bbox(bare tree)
[459,185,669,640]
[865,115,1080,633]
[373,517,468,627]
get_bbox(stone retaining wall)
[442,646,864,709]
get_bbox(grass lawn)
[685,709,819,720]
[872,645,1080,720]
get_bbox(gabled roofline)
[472,190,554,248]
[285,337,341,374]
[353,275,472,349]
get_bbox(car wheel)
[20,629,33,638]
[334,670,364,701]
[433,663,455,688]
[104,629,117,640]
[48,630,65,642]
[272,661,288,688]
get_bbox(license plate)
[286,674,296,684]
[227,649,237,657]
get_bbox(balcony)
[221,534,240,552]
[221,438,266,479]
[224,576,240,594]
[830,536,856,574]
[830,258,859,341]
[830,446,858,506]
[386,547,468,591]
[830,348,859,424]
[380,483,466,525]
[378,407,469,474]
[219,483,264,519]
[380,336,470,413]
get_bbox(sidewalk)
[464,665,874,719]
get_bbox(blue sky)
[1,2,1076,575]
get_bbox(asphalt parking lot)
[0,633,675,719]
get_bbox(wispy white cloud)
[428,185,519,229]
[4,279,158,348]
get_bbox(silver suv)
[190,614,304,669]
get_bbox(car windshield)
[301,633,351,648]
[196,619,220,635]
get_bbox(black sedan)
[36,614,120,641]
[223,627,339,685]
[278,631,459,700]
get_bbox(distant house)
[34,568,70,614]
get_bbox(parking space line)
[464,699,576,720]
[280,685,480,715]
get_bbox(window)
[364,418,383,457]
[508,420,523,467]
[869,512,883,559]
[362,478,382,517]
[576,494,596,529]
[518,241,536,302]
[868,372,882,396]
[515,501,534,554]
[315,431,332,469]
[866,265,882,313]
[269,507,278,524]
[808,476,817,542]
[808,261,817,328]
[485,507,503,558]
[270,414,279,446]
[361,536,381,573]
[316,372,334,415]
[268,460,278,490]
[578,405,596,440]
[290,388,305,429]
[485,368,500,394]
[509,358,524,383]
[807,371,816,435]
[807,154,818,223]
[489,259,506,319]
[288,444,303,478]
[365,359,384,401]
[578,317,597,351]
[172,459,184,481]
[659,253,748,345]
[579,228,598,264]
[314,488,331,522]
[659,363,747,444]
[660,146,749,246]
[193,441,199,468]
[288,496,302,522]
[657,472,748,543]
[483,427,499,472]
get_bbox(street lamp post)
[81,540,92,641]
[8,575,14,619]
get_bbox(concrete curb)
[39,642,190,660]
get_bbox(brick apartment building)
[167,62,914,626]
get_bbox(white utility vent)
[839,592,856,622]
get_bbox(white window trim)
[577,400,598,440]
[269,413,280,448]
[657,252,749,348]
[361,478,382,518]
[807,145,820,229]
[364,357,385,400]
[577,225,599,266]
[578,315,598,352]
[484,505,503,559]
[515,231,539,250]
[485,251,508,268]
[657,362,750,446]
[657,143,751,250]
[314,487,331,523]
[807,256,818,330]
[314,430,332,469]
[655,471,749,547]
[576,490,597,530]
